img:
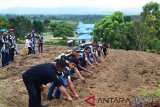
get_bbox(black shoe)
[47,96,54,100]
[40,104,48,107]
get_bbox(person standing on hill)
[37,33,43,53]
[22,59,73,107]
[0,30,4,67]
[8,28,15,62]
[1,32,10,66]
[25,35,32,55]
[30,29,36,54]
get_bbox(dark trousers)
[28,47,32,55]
[2,52,9,67]
[32,44,35,54]
[22,75,41,107]
[80,59,86,67]
[9,48,14,61]
[38,43,43,53]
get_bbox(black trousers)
[9,48,14,61]
[22,75,41,107]
[38,43,43,53]
[28,47,32,55]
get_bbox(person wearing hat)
[8,28,15,62]
[1,32,9,66]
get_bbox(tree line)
[93,2,160,53]
[0,16,76,40]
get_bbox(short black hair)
[56,59,67,68]
[69,57,79,65]
[85,46,91,50]
[93,41,97,43]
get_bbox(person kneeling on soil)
[63,47,94,75]
[22,59,72,107]
[47,57,84,100]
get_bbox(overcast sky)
[0,0,159,10]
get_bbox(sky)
[0,0,159,9]
[0,0,160,14]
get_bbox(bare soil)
[0,45,160,107]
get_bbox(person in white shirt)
[25,35,32,55]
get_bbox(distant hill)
[0,6,141,15]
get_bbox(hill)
[0,45,160,107]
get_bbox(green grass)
[138,88,160,97]
[44,40,68,46]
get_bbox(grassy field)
[42,32,61,42]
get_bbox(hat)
[2,29,8,33]
[72,47,82,52]
[3,32,8,35]
[9,28,14,32]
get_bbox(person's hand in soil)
[92,65,95,69]
[74,93,79,100]
[88,70,94,75]
[80,77,86,83]
[68,96,73,102]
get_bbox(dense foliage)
[93,2,160,53]
[50,21,75,37]
[8,16,32,40]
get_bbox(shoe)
[40,104,48,107]
[47,96,54,100]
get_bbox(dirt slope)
[0,45,160,107]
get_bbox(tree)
[43,19,50,27]
[32,20,44,33]
[0,16,10,28]
[93,2,160,53]
[142,2,160,39]
[50,21,75,37]
[93,11,127,49]
[43,19,50,31]
[8,16,32,40]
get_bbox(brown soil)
[0,45,160,107]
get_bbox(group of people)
[0,28,44,67]
[25,30,43,55]
[22,41,110,107]
[0,28,17,67]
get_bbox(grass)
[44,40,68,46]
[138,88,160,97]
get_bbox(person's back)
[22,63,59,85]
[38,34,43,43]
[22,59,73,107]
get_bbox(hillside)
[0,45,160,107]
